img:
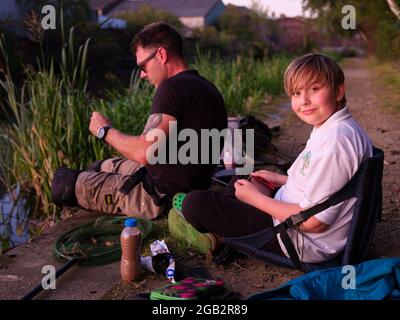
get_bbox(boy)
[170,53,373,263]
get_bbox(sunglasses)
[137,49,158,73]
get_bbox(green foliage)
[0,28,152,219]
[215,4,279,58]
[187,27,231,58]
[319,49,343,62]
[73,22,128,81]
[303,0,400,59]
[97,72,154,138]
[369,58,400,112]
[185,2,280,59]
[1,29,91,218]
[16,0,93,28]
[115,4,183,34]
[193,52,290,115]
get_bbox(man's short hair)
[132,21,184,59]
[284,53,347,107]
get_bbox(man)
[51,22,227,219]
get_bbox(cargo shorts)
[75,157,164,219]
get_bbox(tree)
[217,4,279,57]
[302,0,400,58]
[16,0,93,26]
[114,4,182,35]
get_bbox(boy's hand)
[89,112,112,137]
[251,170,287,187]
[234,179,262,205]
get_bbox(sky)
[222,0,305,17]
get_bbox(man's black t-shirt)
[145,70,227,196]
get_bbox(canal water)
[0,184,30,252]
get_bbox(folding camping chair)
[222,147,384,272]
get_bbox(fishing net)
[52,216,152,266]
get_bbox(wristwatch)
[96,125,113,140]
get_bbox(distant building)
[276,16,305,52]
[0,0,19,19]
[275,16,366,55]
[98,15,127,29]
[0,0,36,37]
[89,0,225,29]
[89,0,123,17]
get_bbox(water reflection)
[0,185,30,251]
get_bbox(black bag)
[238,115,273,156]
[238,115,292,170]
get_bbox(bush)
[115,4,182,34]
[193,52,290,115]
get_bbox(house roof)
[89,0,121,10]
[89,0,126,14]
[101,0,223,17]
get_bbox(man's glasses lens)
[137,50,158,73]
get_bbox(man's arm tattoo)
[142,113,162,134]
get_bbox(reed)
[0,32,289,221]
[193,51,290,115]
[0,29,153,219]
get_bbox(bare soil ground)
[103,57,400,300]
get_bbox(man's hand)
[234,179,263,205]
[89,112,112,137]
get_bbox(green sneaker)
[168,208,217,254]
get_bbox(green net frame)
[52,216,152,266]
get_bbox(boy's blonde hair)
[284,53,346,107]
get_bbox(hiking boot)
[168,208,218,254]
[51,167,82,207]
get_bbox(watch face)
[97,127,105,139]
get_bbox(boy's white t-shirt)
[273,107,373,263]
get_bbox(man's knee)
[51,167,83,207]
[87,160,104,172]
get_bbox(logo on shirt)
[300,151,311,176]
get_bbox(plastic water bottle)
[222,117,241,168]
[120,218,142,281]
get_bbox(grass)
[193,51,290,116]
[368,58,400,113]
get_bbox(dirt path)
[341,58,400,258]
[105,57,400,300]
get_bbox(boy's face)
[291,82,345,128]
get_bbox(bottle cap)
[124,218,137,227]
